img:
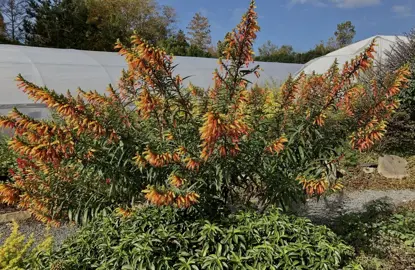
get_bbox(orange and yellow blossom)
[143,186,175,206]
[223,0,259,65]
[297,176,328,197]
[143,147,174,168]
[170,174,185,188]
[265,135,288,154]
[175,192,200,208]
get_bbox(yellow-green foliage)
[0,221,53,270]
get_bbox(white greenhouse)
[296,35,407,76]
[0,35,407,120]
[0,45,303,119]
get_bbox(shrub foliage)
[0,221,53,270]
[332,199,415,270]
[375,30,415,154]
[0,1,410,224]
[0,135,15,181]
[38,206,355,269]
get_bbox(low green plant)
[332,199,415,270]
[0,221,53,270]
[377,110,415,155]
[39,206,356,269]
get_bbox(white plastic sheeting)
[0,45,303,118]
[295,35,407,76]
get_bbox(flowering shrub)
[380,33,415,154]
[39,206,357,269]
[0,1,410,224]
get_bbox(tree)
[0,0,27,42]
[256,38,338,64]
[23,0,91,49]
[186,43,211,57]
[279,44,293,55]
[258,40,278,57]
[186,12,211,51]
[257,41,297,63]
[206,45,218,58]
[161,5,177,39]
[159,29,189,56]
[85,0,177,51]
[335,21,356,48]
[0,12,5,38]
[326,36,338,50]
[23,0,176,51]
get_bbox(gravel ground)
[295,189,415,223]
[0,218,78,248]
[0,204,16,214]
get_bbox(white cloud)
[289,0,380,8]
[288,0,327,8]
[332,0,381,8]
[392,5,413,17]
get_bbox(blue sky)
[158,0,415,52]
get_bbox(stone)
[363,167,376,174]
[378,155,408,179]
[0,211,31,224]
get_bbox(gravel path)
[0,218,78,248]
[296,189,415,223]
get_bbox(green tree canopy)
[159,29,189,56]
[23,0,90,49]
[335,21,356,48]
[22,0,177,51]
[186,12,211,51]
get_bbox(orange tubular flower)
[80,89,111,106]
[200,112,249,160]
[386,66,411,98]
[341,40,376,81]
[350,118,387,152]
[136,89,161,119]
[170,174,185,188]
[280,75,301,110]
[223,0,260,65]
[133,153,147,168]
[116,35,172,88]
[115,207,132,218]
[313,113,327,127]
[184,157,200,172]
[143,186,175,206]
[298,176,328,197]
[175,192,200,208]
[265,135,288,154]
[143,147,175,168]
[200,112,222,160]
[16,75,117,141]
[0,184,20,205]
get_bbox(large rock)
[378,155,408,179]
[0,211,31,224]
